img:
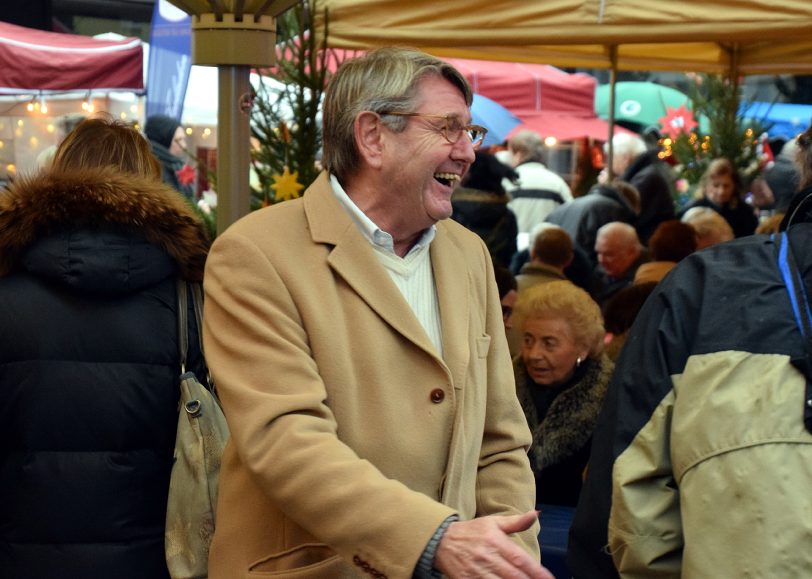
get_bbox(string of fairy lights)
[0,94,215,178]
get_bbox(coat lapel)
[304,173,442,361]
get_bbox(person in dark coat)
[144,113,194,198]
[591,221,649,306]
[0,115,211,579]
[611,133,677,244]
[545,179,640,268]
[451,150,519,269]
[568,122,812,579]
[678,157,759,238]
[515,224,573,294]
[512,280,613,507]
[764,137,801,213]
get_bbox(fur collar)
[515,354,613,469]
[0,167,210,280]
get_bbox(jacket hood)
[0,167,210,283]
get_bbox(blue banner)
[146,0,192,120]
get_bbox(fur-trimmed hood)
[0,166,210,282]
[515,354,613,470]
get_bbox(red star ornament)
[658,105,698,139]
[176,164,196,186]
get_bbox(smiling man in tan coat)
[202,47,549,579]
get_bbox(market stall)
[0,21,145,180]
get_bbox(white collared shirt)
[330,174,443,356]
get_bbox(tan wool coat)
[203,172,539,579]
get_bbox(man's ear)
[355,111,385,169]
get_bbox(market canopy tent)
[441,57,596,114]
[316,0,812,174]
[508,112,633,143]
[0,21,144,94]
[443,57,632,140]
[316,0,812,75]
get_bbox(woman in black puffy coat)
[0,115,210,578]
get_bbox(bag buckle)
[185,399,202,417]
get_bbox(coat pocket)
[248,543,344,577]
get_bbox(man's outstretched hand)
[434,510,554,579]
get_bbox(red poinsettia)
[176,164,196,186]
[658,105,698,139]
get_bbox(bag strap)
[776,232,812,346]
[177,278,216,392]
[177,278,190,374]
[775,232,812,434]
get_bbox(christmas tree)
[250,0,332,209]
[660,73,770,207]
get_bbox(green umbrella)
[595,81,694,131]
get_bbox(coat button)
[430,389,445,403]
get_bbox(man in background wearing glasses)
[203,47,551,579]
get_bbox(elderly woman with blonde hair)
[513,280,614,507]
[680,205,735,249]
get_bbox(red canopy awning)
[440,58,596,115]
[0,21,144,95]
[508,111,635,142]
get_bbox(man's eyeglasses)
[380,111,488,148]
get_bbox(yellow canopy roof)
[316,0,812,74]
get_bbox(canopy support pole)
[216,65,252,235]
[723,43,742,144]
[606,45,618,180]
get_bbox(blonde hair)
[681,206,734,249]
[513,280,605,358]
[52,113,161,180]
[322,47,472,181]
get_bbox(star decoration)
[176,164,196,186]
[271,166,304,202]
[658,105,698,139]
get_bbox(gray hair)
[321,47,472,181]
[509,130,545,163]
[610,132,647,159]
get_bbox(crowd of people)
[447,59,812,578]
[2,44,811,579]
